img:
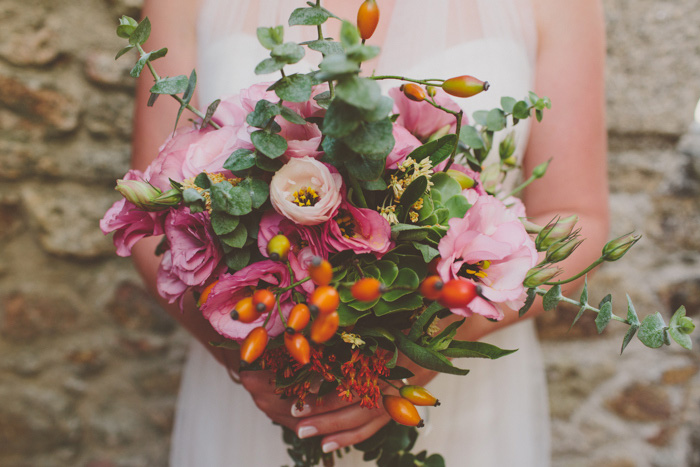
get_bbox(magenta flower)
[323,201,392,256]
[389,87,461,141]
[437,196,537,319]
[386,125,421,169]
[201,261,292,341]
[156,207,225,306]
[156,250,190,308]
[100,169,166,257]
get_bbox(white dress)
[171,1,551,465]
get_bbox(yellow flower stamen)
[292,187,320,207]
[341,332,365,349]
[181,172,240,213]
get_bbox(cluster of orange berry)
[383,385,440,428]
[419,275,479,309]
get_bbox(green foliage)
[288,6,332,26]
[150,75,189,94]
[251,131,288,159]
[542,284,562,311]
[638,312,669,349]
[621,295,640,354]
[669,306,693,350]
[210,183,252,216]
[256,26,284,50]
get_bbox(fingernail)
[322,442,339,453]
[297,426,318,439]
[291,404,311,417]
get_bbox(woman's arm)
[300,0,611,451]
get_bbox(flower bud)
[426,85,437,97]
[532,159,551,179]
[523,266,560,288]
[427,124,452,142]
[447,169,476,189]
[499,132,516,162]
[602,233,641,261]
[535,215,578,251]
[152,188,183,208]
[519,218,543,234]
[679,316,696,334]
[116,179,163,210]
[545,237,583,263]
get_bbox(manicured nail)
[291,404,311,417]
[322,441,339,453]
[297,426,318,439]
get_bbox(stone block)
[0,26,60,67]
[546,361,615,419]
[106,281,176,334]
[537,301,601,341]
[0,291,81,342]
[658,278,700,317]
[606,382,672,422]
[84,93,133,139]
[661,364,699,385]
[0,75,80,134]
[21,183,116,259]
[84,51,135,90]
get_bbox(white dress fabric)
[171,1,551,465]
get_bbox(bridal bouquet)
[101,1,695,465]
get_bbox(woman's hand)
[239,370,302,431]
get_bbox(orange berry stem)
[275,294,287,328]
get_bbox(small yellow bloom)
[341,332,365,349]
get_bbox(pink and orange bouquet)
[102,2,694,465]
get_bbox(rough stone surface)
[1,1,700,466]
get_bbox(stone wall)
[0,0,698,466]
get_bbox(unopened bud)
[447,169,476,189]
[679,316,696,334]
[545,237,583,263]
[116,179,163,210]
[532,159,551,179]
[520,218,543,234]
[427,124,451,142]
[602,233,641,261]
[523,267,560,288]
[426,85,437,97]
[535,215,578,251]
[499,132,516,161]
[152,188,183,208]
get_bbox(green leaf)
[115,45,135,60]
[512,100,531,120]
[399,176,428,212]
[210,183,253,216]
[596,300,613,334]
[431,172,461,201]
[359,96,394,122]
[211,211,240,235]
[620,295,641,354]
[374,293,423,317]
[518,288,537,317]
[224,149,256,172]
[129,17,151,46]
[306,40,344,56]
[542,285,561,311]
[638,312,668,349]
[256,26,284,50]
[318,54,359,77]
[251,131,288,159]
[255,57,286,75]
[238,178,269,209]
[459,125,485,150]
[271,73,313,102]
[225,248,251,271]
[150,75,189,94]
[579,278,589,305]
[246,100,279,128]
[219,222,248,248]
[116,24,135,39]
[345,119,395,159]
[360,178,387,191]
[393,332,470,376]
[130,53,151,78]
[336,76,381,110]
[428,318,464,351]
[194,172,211,189]
[486,108,506,132]
[271,42,305,64]
[501,96,517,113]
[346,44,381,62]
[669,306,692,350]
[528,91,540,105]
[346,156,384,181]
[440,340,517,359]
[201,99,221,129]
[424,454,446,467]
[288,6,331,26]
[445,195,470,219]
[407,134,456,163]
[174,70,197,129]
[340,20,361,48]
[323,100,362,138]
[255,152,284,172]
[472,110,488,126]
[182,188,205,212]
[278,105,306,125]
[337,302,370,326]
[386,366,415,381]
[408,302,445,341]
[412,242,439,264]
[383,270,420,302]
[376,261,399,286]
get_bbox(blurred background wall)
[0,0,699,466]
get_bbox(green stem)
[347,175,368,208]
[276,294,287,327]
[136,45,221,130]
[534,287,628,324]
[544,258,605,286]
[444,110,463,171]
[314,0,335,99]
[502,174,537,199]
[380,378,401,391]
[277,276,313,293]
[370,75,444,85]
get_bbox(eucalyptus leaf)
[210,211,240,236]
[255,152,284,172]
[210,183,253,216]
[596,300,613,334]
[150,75,189,94]
[129,17,151,46]
[225,248,251,271]
[238,178,269,209]
[638,312,668,349]
[339,20,360,48]
[669,305,692,350]
[219,222,248,248]
[246,100,280,128]
[272,73,313,102]
[346,156,384,181]
[518,288,537,317]
[224,149,256,172]
[271,42,305,64]
[459,125,485,149]
[115,45,135,60]
[278,105,307,125]
[501,96,517,113]
[323,100,362,138]
[542,284,562,311]
[288,6,331,26]
[256,26,284,50]
[318,54,359,77]
[255,57,286,75]
[336,76,381,110]
[486,108,506,131]
[251,130,288,159]
[194,172,211,189]
[512,100,531,120]
[306,40,344,56]
[201,99,221,129]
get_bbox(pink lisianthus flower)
[437,196,537,319]
[201,261,292,341]
[100,169,166,257]
[386,125,421,169]
[238,83,325,160]
[389,87,461,142]
[323,202,392,256]
[156,207,225,307]
[270,157,343,225]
